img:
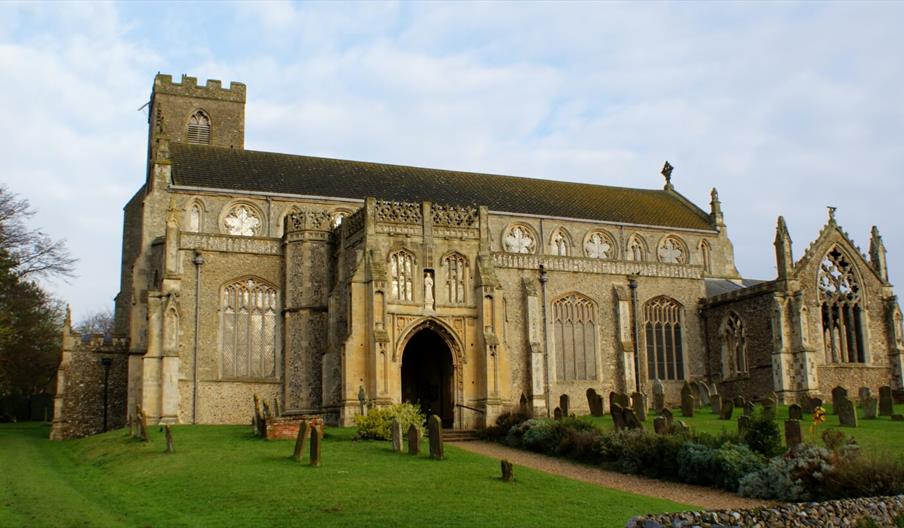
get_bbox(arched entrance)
[401,328,454,428]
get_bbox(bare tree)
[0,185,76,279]
[76,308,114,336]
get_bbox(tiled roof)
[170,143,715,230]
[704,278,768,298]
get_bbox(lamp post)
[100,357,113,432]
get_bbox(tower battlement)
[154,73,246,103]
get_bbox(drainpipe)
[628,276,641,394]
[192,250,205,424]
[539,264,551,417]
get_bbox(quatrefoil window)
[223,204,262,237]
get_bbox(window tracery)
[584,231,615,259]
[644,296,684,380]
[552,293,598,381]
[503,225,536,254]
[658,236,687,264]
[390,250,415,301]
[221,278,279,379]
[223,204,262,237]
[187,110,211,145]
[700,239,712,272]
[549,228,571,256]
[819,246,865,363]
[721,312,747,378]
[627,235,646,261]
[443,253,467,304]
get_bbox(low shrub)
[677,442,764,491]
[354,403,425,440]
[821,455,904,500]
[744,410,783,457]
[481,410,531,441]
[739,443,833,501]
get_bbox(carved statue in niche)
[424,271,435,310]
[584,232,611,259]
[504,226,534,254]
[224,205,261,236]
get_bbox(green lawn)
[0,423,691,528]
[582,403,904,457]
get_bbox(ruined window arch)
[627,234,647,261]
[443,252,468,304]
[549,228,572,257]
[644,296,684,380]
[187,109,211,145]
[552,293,598,381]
[390,250,415,302]
[721,312,747,378]
[700,239,712,273]
[657,235,687,264]
[220,277,279,379]
[819,246,865,363]
[583,230,616,259]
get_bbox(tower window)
[187,110,211,144]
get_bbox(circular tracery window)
[223,204,262,237]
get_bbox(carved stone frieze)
[492,252,703,279]
[432,204,478,228]
[375,200,422,224]
[180,233,281,255]
[376,224,420,236]
[286,210,331,233]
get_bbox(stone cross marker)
[428,415,444,460]
[863,396,878,419]
[711,394,722,416]
[310,425,322,467]
[880,386,894,417]
[831,386,848,415]
[680,382,695,417]
[632,392,647,422]
[500,459,514,482]
[784,419,802,447]
[391,418,403,452]
[291,419,309,461]
[407,424,420,455]
[837,397,858,428]
[559,394,570,417]
[719,400,734,420]
[788,403,803,421]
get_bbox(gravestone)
[719,400,734,420]
[784,420,802,447]
[831,386,848,415]
[788,403,803,421]
[136,406,149,442]
[734,395,745,408]
[762,397,776,421]
[623,409,643,430]
[863,396,878,419]
[253,394,262,435]
[859,387,872,403]
[391,418,403,452]
[587,389,603,417]
[610,403,626,431]
[660,408,674,429]
[652,379,665,412]
[164,425,175,454]
[553,407,562,421]
[698,383,711,407]
[559,394,570,417]
[407,424,420,455]
[500,459,514,482]
[631,392,647,422]
[273,397,281,418]
[804,397,823,414]
[738,415,750,438]
[653,416,669,434]
[428,415,444,459]
[674,420,690,434]
[744,400,755,417]
[291,419,309,461]
[617,393,631,409]
[519,393,529,415]
[880,386,894,417]
[711,394,722,416]
[310,425,322,467]
[893,389,904,405]
[837,397,858,427]
[680,382,695,417]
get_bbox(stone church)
[51,73,904,437]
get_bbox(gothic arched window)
[390,250,415,302]
[443,253,467,304]
[819,246,865,363]
[627,235,647,261]
[549,228,571,257]
[221,278,279,379]
[552,293,598,381]
[721,312,747,378]
[644,296,684,380]
[187,110,211,145]
[700,239,712,273]
[187,202,203,233]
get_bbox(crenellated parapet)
[153,74,246,102]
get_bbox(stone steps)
[443,429,481,442]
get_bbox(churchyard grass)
[0,422,690,528]
[583,403,904,457]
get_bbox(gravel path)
[450,441,771,511]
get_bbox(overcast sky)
[1,2,902,322]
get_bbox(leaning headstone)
[788,403,803,421]
[391,418,403,452]
[660,407,674,429]
[719,400,734,420]
[863,396,878,419]
[831,386,848,415]
[837,397,858,428]
[609,392,619,414]
[762,397,776,421]
[623,409,643,430]
[310,425,322,467]
[653,416,669,435]
[858,387,872,404]
[738,415,750,438]
[698,383,711,407]
[500,459,514,482]
[291,419,309,461]
[893,389,904,405]
[586,389,600,416]
[674,420,690,434]
[879,386,894,417]
[559,394,570,417]
[407,424,420,455]
[428,415,444,460]
[610,403,626,431]
[784,420,802,447]
[680,382,695,417]
[164,425,175,454]
[710,394,722,416]
[619,393,632,409]
[744,400,755,417]
[652,379,665,412]
[631,392,647,422]
[553,407,562,421]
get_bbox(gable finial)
[661,161,674,190]
[827,206,837,224]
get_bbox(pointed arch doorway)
[401,328,454,428]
